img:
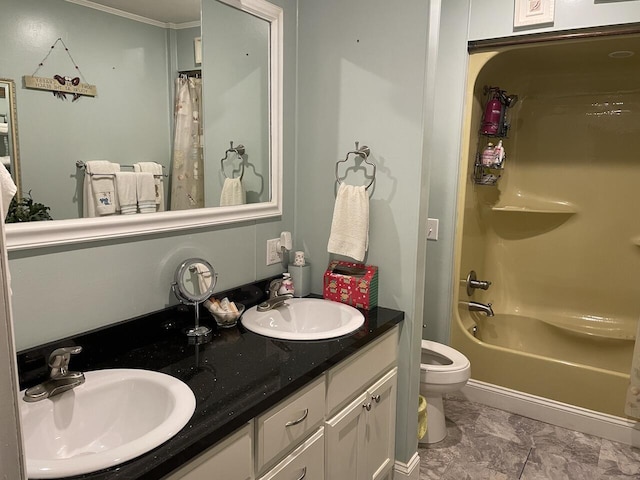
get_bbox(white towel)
[136,172,156,214]
[82,161,120,217]
[114,172,137,215]
[0,162,17,220]
[327,183,369,262]
[220,177,246,206]
[0,124,8,134]
[134,162,164,211]
[1,156,10,167]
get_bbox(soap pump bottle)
[278,273,295,296]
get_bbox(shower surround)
[451,33,640,418]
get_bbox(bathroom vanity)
[17,281,403,480]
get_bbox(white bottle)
[494,140,505,167]
[278,273,295,295]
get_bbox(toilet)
[419,339,471,444]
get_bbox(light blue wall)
[0,0,173,220]
[469,0,640,41]
[176,26,201,72]
[295,0,430,464]
[8,0,297,351]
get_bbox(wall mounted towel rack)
[75,160,167,177]
[220,141,245,180]
[335,142,375,190]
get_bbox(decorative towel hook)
[335,141,376,190]
[220,141,245,180]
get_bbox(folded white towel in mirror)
[136,172,156,213]
[134,162,164,211]
[114,172,137,215]
[1,156,10,167]
[220,177,246,206]
[0,162,17,221]
[327,183,369,262]
[83,161,120,217]
[0,124,8,134]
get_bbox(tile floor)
[418,393,640,479]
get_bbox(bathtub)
[450,31,640,419]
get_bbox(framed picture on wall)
[194,37,202,65]
[514,0,555,27]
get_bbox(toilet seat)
[420,340,470,384]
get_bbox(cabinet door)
[366,368,397,480]
[325,392,368,480]
[165,423,253,480]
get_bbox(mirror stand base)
[185,325,212,337]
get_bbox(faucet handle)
[48,346,82,376]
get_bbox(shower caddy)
[473,86,518,186]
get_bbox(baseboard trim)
[394,451,420,480]
[462,379,640,447]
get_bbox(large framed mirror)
[2,0,282,250]
[0,78,21,200]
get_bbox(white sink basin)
[20,368,196,479]
[241,298,365,340]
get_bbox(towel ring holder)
[220,141,245,180]
[335,142,375,190]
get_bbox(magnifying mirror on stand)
[171,258,218,337]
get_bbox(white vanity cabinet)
[325,368,397,480]
[325,328,399,480]
[164,423,254,480]
[166,326,399,480]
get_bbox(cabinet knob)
[372,394,381,403]
[285,408,309,427]
[363,402,372,411]
[296,466,307,480]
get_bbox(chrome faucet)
[23,346,85,402]
[463,301,494,317]
[257,279,294,312]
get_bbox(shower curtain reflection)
[170,76,204,210]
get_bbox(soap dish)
[209,303,245,329]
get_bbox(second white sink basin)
[241,298,365,340]
[20,368,196,479]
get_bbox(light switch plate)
[427,218,439,241]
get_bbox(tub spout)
[463,301,494,317]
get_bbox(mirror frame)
[5,0,283,251]
[0,78,21,201]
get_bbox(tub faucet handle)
[466,270,492,296]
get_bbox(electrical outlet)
[427,218,439,241]
[266,238,281,265]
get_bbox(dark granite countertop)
[17,279,404,480]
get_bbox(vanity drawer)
[256,377,325,472]
[326,326,398,416]
[258,427,324,480]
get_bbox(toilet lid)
[421,339,470,373]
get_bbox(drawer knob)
[372,394,381,403]
[285,408,309,427]
[296,466,307,480]
[363,402,372,411]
